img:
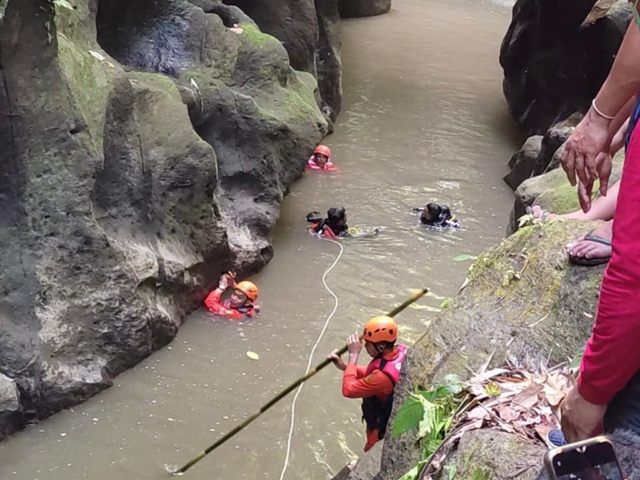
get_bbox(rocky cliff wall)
[500,0,632,135]
[0,0,327,440]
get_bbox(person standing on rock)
[559,20,640,442]
[204,272,259,321]
[327,316,408,452]
[307,144,336,170]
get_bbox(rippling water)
[0,0,522,478]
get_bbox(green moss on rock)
[239,23,280,47]
[445,430,545,480]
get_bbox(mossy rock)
[443,429,545,480]
[378,220,605,479]
[0,0,327,440]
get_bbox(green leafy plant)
[393,376,465,480]
[472,467,491,480]
[517,213,536,228]
[444,465,458,480]
[568,351,584,371]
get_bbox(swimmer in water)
[414,203,460,228]
[307,145,336,171]
[306,207,349,238]
[204,272,259,320]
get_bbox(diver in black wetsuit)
[413,203,460,228]
[306,207,350,238]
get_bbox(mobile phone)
[544,437,624,480]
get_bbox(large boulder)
[221,0,318,74]
[221,0,343,121]
[504,114,581,191]
[339,0,391,18]
[0,0,326,440]
[500,0,632,134]
[0,374,19,439]
[316,0,343,121]
[443,429,545,480]
[378,220,606,479]
[504,135,543,191]
[333,441,384,480]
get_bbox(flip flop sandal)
[569,229,612,267]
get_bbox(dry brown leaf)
[581,0,619,27]
[511,384,544,409]
[468,368,509,385]
[467,405,490,420]
[496,404,519,422]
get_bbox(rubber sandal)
[569,229,612,267]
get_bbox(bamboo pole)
[172,288,428,475]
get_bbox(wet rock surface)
[500,0,632,134]
[504,114,582,192]
[221,0,343,121]
[0,0,326,440]
[339,0,391,18]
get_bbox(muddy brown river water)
[0,0,523,478]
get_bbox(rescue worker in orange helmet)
[307,144,336,171]
[204,272,259,321]
[327,316,408,452]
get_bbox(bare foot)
[566,221,613,262]
[531,205,560,220]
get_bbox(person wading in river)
[307,144,336,171]
[306,207,350,238]
[327,316,408,452]
[204,272,259,321]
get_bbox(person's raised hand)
[560,386,607,443]
[327,349,347,371]
[347,333,363,356]
[561,110,611,188]
[218,271,236,290]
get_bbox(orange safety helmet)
[235,281,259,302]
[363,316,398,343]
[314,145,331,157]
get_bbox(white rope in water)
[278,237,345,480]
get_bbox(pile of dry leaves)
[419,362,576,480]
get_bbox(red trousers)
[579,121,640,412]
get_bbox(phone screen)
[552,442,623,480]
